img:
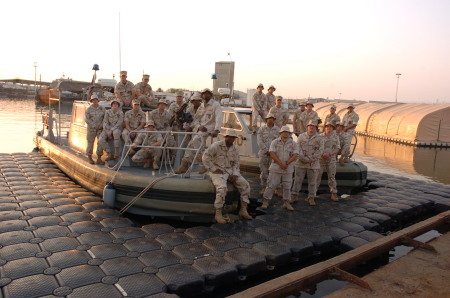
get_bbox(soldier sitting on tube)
[202,129,252,224]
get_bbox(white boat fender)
[103,182,116,207]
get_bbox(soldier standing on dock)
[317,122,340,201]
[257,113,279,195]
[202,129,252,223]
[115,71,135,107]
[98,98,124,161]
[133,74,156,108]
[261,126,299,211]
[85,94,105,165]
[291,120,324,206]
[251,83,267,133]
[341,104,359,164]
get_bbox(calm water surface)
[0,96,449,184]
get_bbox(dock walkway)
[1,152,450,297]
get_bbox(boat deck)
[1,152,450,297]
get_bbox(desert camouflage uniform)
[85,104,105,155]
[317,132,340,194]
[257,124,279,189]
[293,109,305,133]
[115,80,134,106]
[266,92,276,111]
[183,100,222,163]
[203,140,250,209]
[292,132,324,197]
[122,109,146,145]
[300,110,319,131]
[98,109,124,153]
[269,105,289,128]
[263,137,298,202]
[183,103,202,145]
[251,91,267,127]
[147,109,176,150]
[336,130,350,157]
[342,110,359,151]
[168,101,184,131]
[324,113,341,128]
[131,131,163,163]
[133,82,155,107]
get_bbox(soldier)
[299,102,319,133]
[323,105,340,131]
[257,113,279,195]
[130,120,163,169]
[291,120,324,206]
[266,85,276,111]
[175,88,222,174]
[293,101,306,136]
[341,104,359,164]
[336,121,350,166]
[85,94,105,165]
[183,93,203,145]
[317,122,340,201]
[269,96,289,128]
[251,83,267,133]
[133,74,156,108]
[147,99,172,131]
[202,129,252,223]
[98,98,124,161]
[122,98,146,149]
[261,126,299,210]
[114,70,134,107]
[168,91,185,131]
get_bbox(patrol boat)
[34,98,367,221]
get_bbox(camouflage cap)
[307,119,318,126]
[132,98,141,105]
[176,91,184,97]
[191,93,202,101]
[347,104,355,109]
[158,98,167,105]
[224,129,238,138]
[111,98,121,106]
[257,83,264,88]
[299,101,306,106]
[276,96,283,101]
[336,121,344,126]
[200,88,213,94]
[325,121,335,127]
[330,105,337,110]
[268,85,276,90]
[120,70,127,76]
[142,74,150,79]
[145,120,155,128]
[90,94,99,101]
[306,101,314,107]
[279,126,292,133]
[265,113,276,119]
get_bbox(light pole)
[33,62,37,97]
[395,73,401,103]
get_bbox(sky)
[1,0,450,103]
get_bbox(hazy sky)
[2,0,449,103]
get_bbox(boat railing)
[118,130,210,178]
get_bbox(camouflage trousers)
[210,172,250,209]
[86,128,102,156]
[182,132,207,164]
[259,155,272,189]
[317,160,337,194]
[98,129,122,153]
[131,148,162,163]
[263,171,293,202]
[251,110,267,128]
[292,167,319,197]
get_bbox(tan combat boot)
[238,202,253,220]
[143,159,152,168]
[331,193,339,202]
[96,155,105,165]
[128,148,136,156]
[105,152,114,161]
[174,160,188,174]
[283,200,294,211]
[306,196,316,206]
[87,155,95,164]
[153,161,159,170]
[291,194,299,203]
[215,208,227,224]
[261,199,270,209]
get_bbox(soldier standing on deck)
[98,98,123,161]
[257,113,279,195]
[266,85,276,112]
[291,120,324,206]
[251,83,267,133]
[317,122,340,201]
[323,105,340,131]
[85,94,105,165]
[299,102,319,134]
[293,101,306,136]
[261,126,299,211]
[341,104,359,164]
[122,98,146,149]
[269,96,289,128]
[133,74,156,108]
[114,71,135,107]
[202,129,252,224]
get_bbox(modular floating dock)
[1,152,450,297]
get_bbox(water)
[1,95,449,185]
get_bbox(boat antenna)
[119,12,122,72]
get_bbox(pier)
[1,152,450,297]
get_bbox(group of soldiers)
[85,77,359,224]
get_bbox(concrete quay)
[1,152,450,297]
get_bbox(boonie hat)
[120,70,127,76]
[111,98,121,106]
[142,74,150,79]
[324,121,335,127]
[90,94,99,101]
[132,98,141,105]
[307,119,318,126]
[276,96,283,101]
[347,104,355,109]
[191,93,201,101]
[306,101,314,107]
[299,101,306,106]
[200,88,213,94]
[158,98,167,105]
[265,113,276,119]
[224,129,238,138]
[257,83,264,88]
[145,120,155,128]
[176,91,184,97]
[268,85,276,90]
[336,121,344,126]
[330,105,337,110]
[279,126,292,133]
